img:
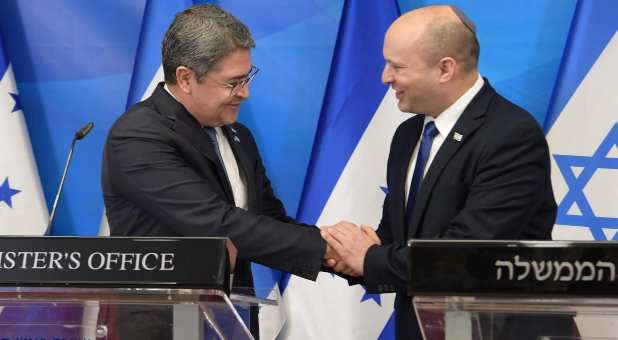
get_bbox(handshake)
[320,221,381,277]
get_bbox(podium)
[0,236,265,340]
[408,240,618,340]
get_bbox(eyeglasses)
[212,65,259,96]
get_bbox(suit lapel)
[392,116,424,240]
[151,83,236,203]
[223,125,257,212]
[408,81,496,237]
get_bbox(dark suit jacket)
[102,83,326,291]
[363,80,557,339]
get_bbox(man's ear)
[437,57,457,83]
[175,66,193,94]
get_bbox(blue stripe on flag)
[296,0,400,225]
[280,3,400,338]
[0,34,9,77]
[126,0,193,106]
[544,0,618,131]
[281,0,400,293]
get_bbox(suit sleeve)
[106,116,326,280]
[363,136,407,293]
[363,192,408,292]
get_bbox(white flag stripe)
[0,64,48,235]
[258,283,286,340]
[281,89,407,340]
[548,32,618,241]
[318,88,409,227]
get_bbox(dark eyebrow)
[227,75,246,81]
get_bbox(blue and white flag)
[280,1,404,339]
[99,0,192,236]
[0,34,47,235]
[545,2,618,336]
[545,0,618,242]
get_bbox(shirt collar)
[425,74,484,137]
[164,83,223,131]
[163,83,180,102]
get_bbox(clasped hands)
[321,221,381,277]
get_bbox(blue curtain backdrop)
[0,1,582,339]
[0,0,576,236]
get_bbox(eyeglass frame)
[209,65,259,96]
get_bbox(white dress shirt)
[213,126,248,210]
[404,75,484,206]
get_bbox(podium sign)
[0,237,253,340]
[406,240,618,340]
[408,239,618,296]
[0,236,231,291]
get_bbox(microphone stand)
[46,122,94,234]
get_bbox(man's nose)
[381,64,393,85]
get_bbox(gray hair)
[162,4,255,84]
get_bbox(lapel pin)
[230,127,237,134]
[233,136,240,143]
[453,132,463,142]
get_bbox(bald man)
[321,6,567,339]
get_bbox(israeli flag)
[280,1,404,339]
[546,0,618,242]
[0,34,48,235]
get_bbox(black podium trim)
[0,236,231,293]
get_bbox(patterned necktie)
[405,121,438,233]
[204,127,230,181]
[204,127,224,165]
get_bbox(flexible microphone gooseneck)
[46,122,94,234]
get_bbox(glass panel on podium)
[0,287,263,340]
[408,240,618,340]
[0,236,275,340]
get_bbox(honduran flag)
[99,0,192,236]
[0,30,85,340]
[0,33,48,234]
[279,1,405,339]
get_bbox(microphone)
[46,122,95,234]
[74,122,94,140]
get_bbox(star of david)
[0,177,21,208]
[553,123,618,240]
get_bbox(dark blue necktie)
[405,121,438,231]
[204,127,224,165]
[204,127,230,178]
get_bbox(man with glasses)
[102,5,331,338]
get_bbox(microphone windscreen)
[75,122,94,140]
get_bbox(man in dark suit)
[102,5,331,338]
[321,5,567,340]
